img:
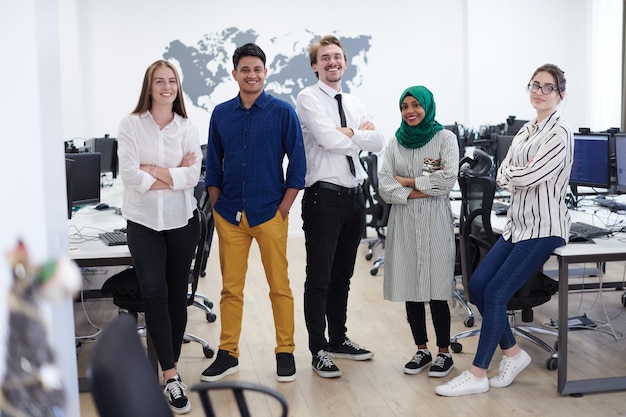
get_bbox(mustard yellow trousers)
[213,210,295,357]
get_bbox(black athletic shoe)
[328,337,374,360]
[163,375,191,414]
[312,350,341,378]
[276,352,296,382]
[428,353,454,377]
[200,349,239,382]
[404,350,432,375]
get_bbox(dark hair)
[131,60,188,117]
[531,63,566,99]
[308,35,348,79]
[232,43,266,69]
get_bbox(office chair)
[191,381,289,417]
[101,208,216,363]
[192,179,217,320]
[90,312,172,417]
[449,149,559,370]
[360,152,391,276]
[452,238,476,328]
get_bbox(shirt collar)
[234,90,269,109]
[140,110,183,127]
[317,80,342,98]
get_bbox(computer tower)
[86,136,118,178]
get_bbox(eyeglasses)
[527,83,559,95]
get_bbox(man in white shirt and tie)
[296,34,385,378]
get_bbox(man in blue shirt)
[201,43,306,383]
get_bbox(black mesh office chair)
[449,149,559,370]
[191,382,289,417]
[101,208,216,363]
[90,312,172,417]
[360,152,391,276]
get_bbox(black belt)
[310,181,363,195]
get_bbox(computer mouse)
[95,203,110,210]
[569,234,595,244]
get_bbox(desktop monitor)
[569,133,611,189]
[615,133,626,192]
[86,136,118,178]
[65,152,101,207]
[65,158,75,219]
[496,135,514,168]
[505,116,529,136]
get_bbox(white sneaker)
[435,370,489,397]
[489,349,531,388]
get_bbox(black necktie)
[335,94,356,177]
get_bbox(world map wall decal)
[163,27,372,113]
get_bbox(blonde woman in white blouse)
[436,64,573,397]
[117,60,203,414]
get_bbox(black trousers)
[406,300,451,349]
[126,211,200,372]
[302,186,366,355]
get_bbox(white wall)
[61,0,622,141]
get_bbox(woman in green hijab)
[378,86,460,378]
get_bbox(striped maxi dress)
[378,129,459,302]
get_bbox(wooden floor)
[75,235,626,417]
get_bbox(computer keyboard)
[569,222,611,239]
[492,201,509,215]
[593,196,626,211]
[99,231,128,246]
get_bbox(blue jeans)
[469,235,565,369]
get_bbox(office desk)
[68,205,133,392]
[554,237,626,395]
[68,201,131,268]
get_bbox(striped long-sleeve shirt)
[497,110,573,243]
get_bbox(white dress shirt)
[117,111,202,231]
[296,81,385,188]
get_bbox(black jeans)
[406,300,451,349]
[302,186,366,355]
[126,211,200,372]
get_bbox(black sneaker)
[404,350,432,375]
[328,337,374,360]
[312,350,341,378]
[428,353,454,377]
[163,375,191,414]
[200,349,239,382]
[276,352,296,382]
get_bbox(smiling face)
[150,65,178,107]
[528,71,562,119]
[312,43,346,88]
[232,55,267,97]
[401,95,425,126]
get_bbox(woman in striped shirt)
[436,64,573,397]
[379,86,459,379]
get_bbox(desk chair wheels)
[370,254,384,276]
[183,333,215,358]
[189,292,217,322]
[452,276,475,328]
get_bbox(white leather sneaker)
[489,349,531,388]
[435,370,489,397]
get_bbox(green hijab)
[395,85,444,149]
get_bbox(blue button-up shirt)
[205,91,306,227]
